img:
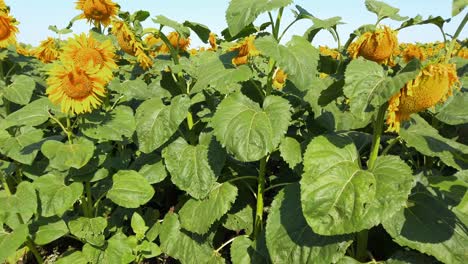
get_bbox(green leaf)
[266,183,352,263]
[183,21,211,43]
[435,92,468,125]
[255,35,320,91]
[383,185,468,264]
[81,105,136,142]
[230,235,269,264]
[138,159,167,184]
[179,183,238,235]
[3,97,54,129]
[137,240,162,259]
[0,127,43,165]
[279,137,302,169]
[293,6,343,42]
[160,213,218,264]
[385,250,440,264]
[136,95,190,153]
[104,233,136,264]
[34,174,83,217]
[108,79,164,100]
[41,137,95,171]
[301,134,413,235]
[107,170,155,208]
[225,0,293,36]
[3,75,35,105]
[400,115,468,170]
[453,0,468,16]
[69,217,107,247]
[190,52,252,94]
[223,204,254,235]
[398,15,447,31]
[152,15,190,38]
[365,0,408,21]
[0,181,37,218]
[55,251,88,264]
[212,93,291,162]
[34,220,68,245]
[131,212,148,240]
[163,137,224,199]
[0,224,28,263]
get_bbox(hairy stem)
[368,103,387,170]
[253,156,267,239]
[356,229,369,262]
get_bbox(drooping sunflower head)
[386,63,460,132]
[47,62,108,115]
[273,68,287,90]
[348,26,398,64]
[0,10,18,48]
[33,37,61,63]
[159,31,191,53]
[76,0,118,26]
[401,43,426,63]
[209,32,217,50]
[456,47,468,59]
[319,46,341,59]
[61,33,116,79]
[230,35,260,65]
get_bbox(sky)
[7,0,468,48]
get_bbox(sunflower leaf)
[107,170,155,208]
[3,75,36,105]
[152,15,190,38]
[41,137,95,171]
[453,0,468,17]
[365,0,408,22]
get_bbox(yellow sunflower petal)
[0,10,18,48]
[33,37,60,63]
[76,0,118,26]
[229,35,259,65]
[348,26,398,65]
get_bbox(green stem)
[25,238,44,264]
[158,31,180,65]
[381,136,401,156]
[273,8,284,40]
[253,156,267,239]
[368,104,387,170]
[266,59,277,96]
[187,111,194,130]
[0,60,4,81]
[356,229,369,262]
[265,182,292,192]
[445,12,468,63]
[268,12,275,36]
[85,181,93,218]
[0,170,11,195]
[278,19,299,42]
[226,176,258,183]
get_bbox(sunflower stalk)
[445,12,468,63]
[253,156,267,239]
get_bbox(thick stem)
[25,238,44,264]
[356,229,369,262]
[253,157,267,239]
[445,12,468,63]
[85,181,93,218]
[273,8,284,40]
[368,104,387,170]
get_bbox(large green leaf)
[230,235,270,264]
[3,97,54,129]
[453,0,468,16]
[435,92,468,125]
[293,6,343,42]
[34,174,83,217]
[365,0,407,21]
[400,115,468,170]
[3,75,35,105]
[0,181,37,218]
[300,134,413,235]
[255,35,320,91]
[279,137,302,169]
[0,224,28,263]
[266,183,351,263]
[183,21,211,43]
[225,0,293,36]
[107,170,155,208]
[212,93,291,162]
[160,213,220,264]
[163,136,224,199]
[190,52,252,94]
[103,233,136,264]
[223,204,254,235]
[152,15,191,38]
[0,126,43,165]
[81,105,135,142]
[383,183,468,264]
[179,183,238,234]
[34,220,68,245]
[69,217,107,247]
[131,212,148,241]
[108,79,167,100]
[135,95,190,153]
[41,137,95,171]
[55,251,88,264]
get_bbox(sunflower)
[144,33,163,56]
[386,63,459,132]
[111,20,153,69]
[401,43,426,63]
[61,33,116,80]
[273,68,287,90]
[230,35,260,65]
[348,26,398,64]
[159,31,191,54]
[33,37,60,63]
[15,43,32,57]
[209,32,217,50]
[76,0,118,26]
[319,46,341,59]
[0,10,18,48]
[47,62,108,115]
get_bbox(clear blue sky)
[7,0,467,47]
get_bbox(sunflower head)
[319,46,341,59]
[386,63,460,132]
[111,20,136,55]
[273,69,287,90]
[33,37,60,63]
[348,26,398,64]
[159,31,191,53]
[456,47,468,59]
[76,0,118,26]
[401,43,426,63]
[230,35,260,65]
[47,63,107,115]
[61,33,116,79]
[0,11,18,48]
[209,32,217,50]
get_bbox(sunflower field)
[0,0,467,263]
